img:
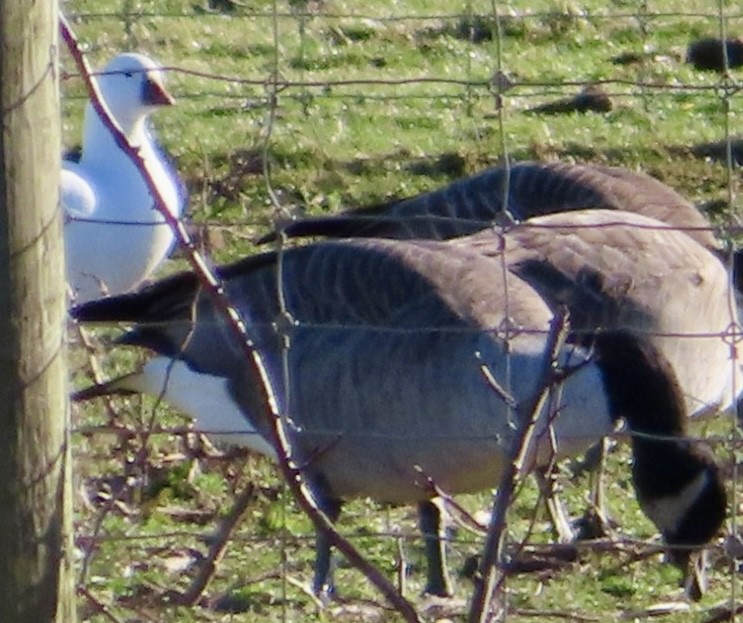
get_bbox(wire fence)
[63,1,743,622]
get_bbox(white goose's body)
[63,53,184,303]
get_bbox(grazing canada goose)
[476,208,741,554]
[263,161,720,254]
[265,164,741,420]
[63,53,185,303]
[71,236,726,597]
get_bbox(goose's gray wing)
[267,161,718,252]
[72,237,554,380]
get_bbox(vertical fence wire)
[62,2,743,621]
[717,1,741,620]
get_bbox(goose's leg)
[418,498,453,596]
[312,498,342,599]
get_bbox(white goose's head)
[93,53,174,138]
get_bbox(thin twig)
[468,310,570,623]
[72,323,124,424]
[77,485,123,585]
[285,576,327,609]
[77,586,124,623]
[176,484,256,605]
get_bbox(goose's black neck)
[592,331,687,437]
[593,331,726,549]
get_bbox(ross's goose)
[63,52,185,303]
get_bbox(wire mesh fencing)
[63,1,743,621]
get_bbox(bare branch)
[59,15,418,621]
[175,484,256,606]
[468,309,570,623]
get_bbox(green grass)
[65,1,743,621]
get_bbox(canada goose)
[263,161,719,254]
[71,236,726,597]
[471,208,741,554]
[63,53,185,303]
[261,160,741,415]
[80,209,740,422]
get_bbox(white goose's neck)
[80,103,150,166]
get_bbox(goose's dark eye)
[124,71,134,78]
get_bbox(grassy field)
[64,1,743,621]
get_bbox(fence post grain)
[0,2,75,621]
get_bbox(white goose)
[63,53,185,303]
[72,234,726,598]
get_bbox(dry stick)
[700,601,743,623]
[468,311,570,623]
[524,537,647,558]
[512,608,600,622]
[77,476,132,585]
[176,484,257,605]
[58,16,420,623]
[77,586,124,623]
[433,485,488,535]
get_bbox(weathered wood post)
[0,2,76,621]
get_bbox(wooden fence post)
[0,2,76,621]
